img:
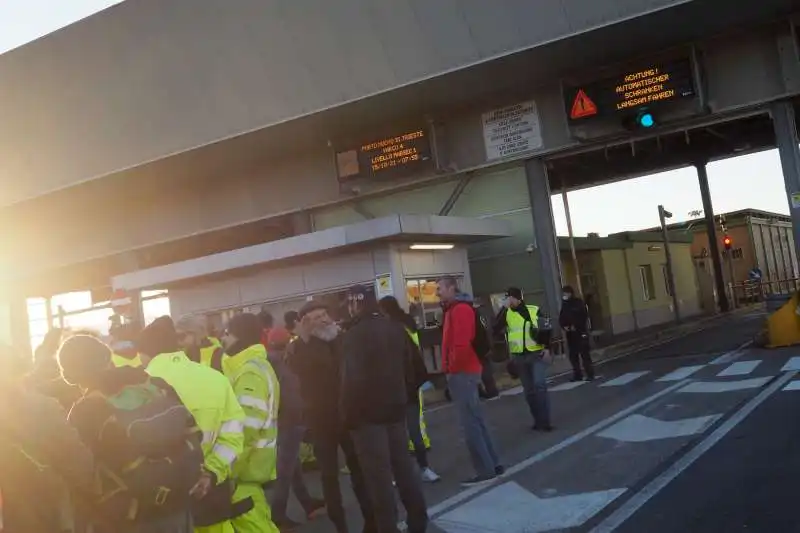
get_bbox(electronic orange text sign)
[564,57,695,122]
[336,128,432,182]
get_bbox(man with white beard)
[287,301,375,533]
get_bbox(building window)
[639,265,656,301]
[732,248,744,260]
[406,277,463,328]
[662,264,673,297]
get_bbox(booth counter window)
[406,278,459,329]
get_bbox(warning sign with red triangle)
[570,89,598,120]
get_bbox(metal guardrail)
[730,278,800,309]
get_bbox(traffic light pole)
[696,161,730,312]
[658,205,681,323]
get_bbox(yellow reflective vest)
[506,304,545,355]
[198,337,225,372]
[224,344,280,484]
[144,351,245,483]
[111,352,142,368]
[405,328,431,451]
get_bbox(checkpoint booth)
[112,214,511,373]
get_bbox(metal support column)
[525,159,563,320]
[562,188,583,297]
[771,101,800,271]
[696,161,729,312]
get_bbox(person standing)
[437,277,502,486]
[287,302,374,533]
[221,313,281,533]
[559,286,595,382]
[344,288,429,533]
[378,295,439,483]
[494,287,554,431]
[266,327,326,530]
[175,315,226,372]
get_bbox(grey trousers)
[350,422,429,533]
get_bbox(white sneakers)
[421,467,441,483]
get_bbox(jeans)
[514,352,552,427]
[270,425,314,520]
[311,424,374,533]
[567,332,595,380]
[350,422,429,533]
[406,402,429,469]
[446,373,500,478]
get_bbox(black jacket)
[340,312,426,429]
[0,387,96,533]
[287,335,345,432]
[559,297,589,334]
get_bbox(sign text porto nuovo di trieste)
[564,57,695,122]
[336,128,433,182]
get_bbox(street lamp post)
[659,205,681,324]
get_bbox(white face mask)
[562,294,571,301]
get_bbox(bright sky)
[2,1,793,346]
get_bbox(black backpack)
[472,308,493,363]
[94,380,204,523]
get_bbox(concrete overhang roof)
[112,214,511,291]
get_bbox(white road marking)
[782,380,800,391]
[600,371,650,387]
[709,340,753,365]
[657,365,705,382]
[717,360,761,377]
[781,357,800,372]
[435,482,626,533]
[550,381,588,392]
[678,377,772,393]
[596,414,722,443]
[590,371,796,533]
[427,379,692,517]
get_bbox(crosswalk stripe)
[782,380,800,391]
[601,371,650,387]
[717,360,761,377]
[781,357,800,372]
[550,381,588,392]
[657,365,705,382]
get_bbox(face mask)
[562,294,571,301]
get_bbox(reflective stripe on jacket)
[404,328,431,450]
[506,304,545,354]
[145,351,245,483]
[224,344,280,484]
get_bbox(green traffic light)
[638,112,655,128]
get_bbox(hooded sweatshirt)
[441,292,483,375]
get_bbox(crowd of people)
[0,278,593,533]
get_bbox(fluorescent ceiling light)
[410,243,454,250]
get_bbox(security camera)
[526,244,535,254]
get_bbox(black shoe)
[533,424,554,432]
[461,474,497,487]
[570,377,583,382]
[274,517,303,532]
[495,465,506,476]
[585,376,595,382]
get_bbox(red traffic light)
[723,235,732,250]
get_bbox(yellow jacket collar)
[147,351,190,371]
[225,343,267,374]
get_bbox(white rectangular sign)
[482,101,543,161]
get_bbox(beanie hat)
[58,335,113,387]
[136,316,179,358]
[227,313,263,347]
[267,327,292,350]
[298,300,328,319]
[505,287,523,300]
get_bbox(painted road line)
[600,371,650,387]
[551,380,589,392]
[596,414,722,443]
[435,482,626,533]
[709,340,753,365]
[589,371,796,533]
[781,357,800,372]
[717,360,761,377]
[782,380,800,391]
[678,376,772,393]
[427,379,692,517]
[656,365,706,382]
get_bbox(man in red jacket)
[438,276,502,486]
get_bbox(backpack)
[95,381,204,523]
[471,308,493,363]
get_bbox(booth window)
[406,277,463,328]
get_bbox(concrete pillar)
[525,159,563,321]
[771,101,800,275]
[696,161,729,312]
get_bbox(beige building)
[560,231,701,339]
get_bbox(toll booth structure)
[111,214,511,374]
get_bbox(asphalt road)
[290,309,792,533]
